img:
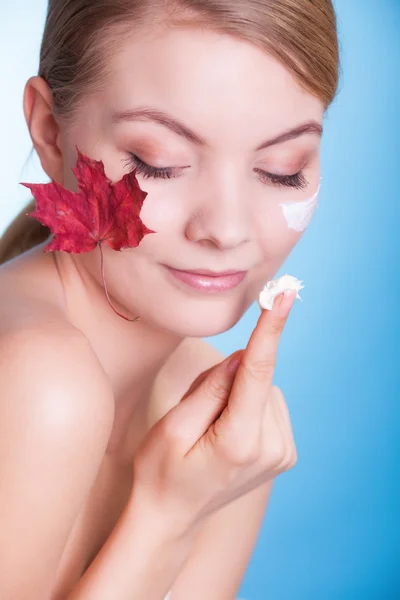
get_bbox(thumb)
[168,349,244,449]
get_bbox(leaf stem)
[98,243,140,322]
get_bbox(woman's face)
[59,26,324,337]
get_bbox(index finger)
[227,289,297,424]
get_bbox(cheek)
[137,186,183,231]
[251,216,301,295]
[256,203,303,258]
[278,186,320,232]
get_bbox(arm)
[169,467,274,600]
[67,490,198,600]
[0,328,115,600]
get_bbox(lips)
[166,267,246,277]
[164,265,247,292]
[165,265,248,277]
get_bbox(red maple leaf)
[20,147,156,322]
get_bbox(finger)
[179,365,218,402]
[164,350,244,452]
[226,289,297,428]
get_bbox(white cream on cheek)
[279,177,322,232]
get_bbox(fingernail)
[277,290,297,317]
[227,354,241,375]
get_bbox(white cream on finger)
[258,274,304,311]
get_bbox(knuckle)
[267,435,287,469]
[242,358,275,383]
[158,417,177,441]
[158,415,187,445]
[276,439,298,472]
[231,448,259,467]
[280,445,298,471]
[221,435,262,467]
[204,375,231,402]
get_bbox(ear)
[23,76,64,183]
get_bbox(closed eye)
[123,153,187,179]
[122,153,308,190]
[254,168,308,190]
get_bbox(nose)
[184,169,252,250]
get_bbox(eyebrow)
[111,106,323,150]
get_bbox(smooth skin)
[0,23,322,600]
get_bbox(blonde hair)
[0,0,340,265]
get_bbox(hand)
[132,290,298,536]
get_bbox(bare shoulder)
[0,244,113,416]
[0,321,115,596]
[0,243,68,336]
[0,324,115,435]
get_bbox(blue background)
[0,1,398,598]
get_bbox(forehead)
[101,27,324,140]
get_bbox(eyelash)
[123,153,308,190]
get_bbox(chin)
[139,294,250,338]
